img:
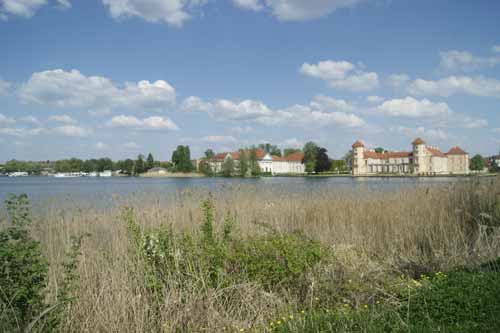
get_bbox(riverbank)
[1,177,499,331]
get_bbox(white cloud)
[102,0,208,27]
[394,126,449,141]
[386,73,410,89]
[366,95,384,103]
[493,45,500,53]
[88,108,112,117]
[376,97,451,119]
[107,115,178,131]
[439,50,500,72]
[452,115,488,129]
[300,60,379,91]
[52,125,91,137]
[407,76,500,98]
[19,115,41,125]
[201,135,237,143]
[0,79,11,95]
[310,95,354,112]
[281,138,303,148]
[0,113,15,125]
[49,114,77,124]
[124,141,140,149]
[95,141,109,150]
[0,0,47,19]
[232,0,262,11]
[182,95,366,129]
[234,0,363,22]
[0,127,45,137]
[19,69,176,111]
[230,126,254,134]
[180,95,212,113]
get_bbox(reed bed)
[3,176,500,332]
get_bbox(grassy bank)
[1,177,500,332]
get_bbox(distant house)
[352,138,469,175]
[145,167,169,176]
[208,149,305,175]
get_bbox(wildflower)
[376,301,380,304]
[289,315,294,319]
[343,304,349,307]
[277,320,281,325]
[315,297,319,301]
[363,305,368,309]
[300,310,305,314]
[239,328,245,332]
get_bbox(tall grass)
[2,177,500,331]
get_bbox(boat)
[53,172,85,178]
[99,170,112,177]
[8,172,29,177]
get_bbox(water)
[0,176,468,204]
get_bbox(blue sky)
[1,0,499,162]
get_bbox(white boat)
[99,170,112,177]
[8,172,29,177]
[53,172,85,178]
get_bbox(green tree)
[238,149,249,177]
[134,154,145,175]
[171,145,194,172]
[204,149,215,159]
[199,160,214,176]
[303,142,319,174]
[284,148,301,157]
[259,143,281,156]
[470,154,485,171]
[146,153,155,170]
[249,148,261,176]
[221,156,235,177]
[343,150,353,172]
[331,160,347,172]
[315,147,331,173]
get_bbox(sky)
[1,0,499,162]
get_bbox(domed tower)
[412,138,426,174]
[352,140,365,175]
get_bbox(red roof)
[426,147,447,158]
[412,138,426,145]
[446,146,467,155]
[352,140,365,148]
[364,151,411,159]
[275,152,304,162]
[212,149,266,161]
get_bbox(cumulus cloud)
[0,127,45,137]
[376,97,451,118]
[124,141,140,149]
[0,113,15,125]
[300,60,379,91]
[180,95,365,128]
[180,96,212,113]
[95,141,109,150]
[394,126,449,141]
[107,115,178,131]
[52,125,91,137]
[232,0,262,11]
[102,0,208,27]
[233,0,363,22]
[386,73,410,89]
[309,95,355,112]
[281,138,304,148]
[19,115,41,125]
[201,135,237,143]
[366,95,384,103]
[19,69,176,111]
[49,114,77,124]
[0,0,70,19]
[439,50,500,72]
[0,79,11,95]
[407,76,500,98]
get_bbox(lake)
[0,175,469,204]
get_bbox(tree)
[97,158,113,172]
[238,149,249,177]
[171,145,194,173]
[146,153,155,170]
[204,149,215,159]
[343,151,353,172]
[284,148,301,157]
[199,160,214,176]
[258,143,281,156]
[315,147,331,173]
[134,154,145,175]
[221,156,235,177]
[331,160,347,173]
[249,148,261,176]
[470,154,485,171]
[303,142,319,174]
[118,159,134,175]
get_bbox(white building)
[352,138,469,175]
[209,149,305,175]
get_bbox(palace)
[209,149,305,175]
[352,138,469,175]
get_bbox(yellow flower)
[277,320,281,325]
[343,304,349,307]
[376,301,380,304]
[363,305,368,309]
[289,315,294,319]
[315,297,319,301]
[239,329,245,332]
[300,310,305,314]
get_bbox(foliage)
[146,153,155,170]
[0,194,47,332]
[171,145,194,173]
[133,154,145,175]
[221,156,235,177]
[303,142,318,174]
[0,194,86,332]
[330,159,347,172]
[249,147,261,176]
[470,154,485,171]
[259,143,282,156]
[238,149,249,177]
[199,160,214,176]
[314,147,330,173]
[204,149,215,159]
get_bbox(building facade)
[352,138,469,175]
[209,149,305,175]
